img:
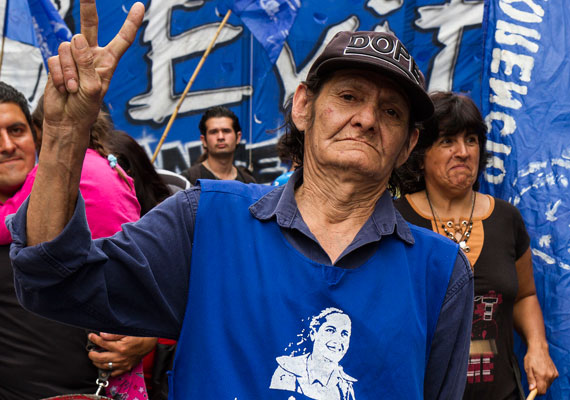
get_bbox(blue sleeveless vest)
[169,181,458,399]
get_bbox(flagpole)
[0,0,7,79]
[151,9,232,164]
[248,31,253,171]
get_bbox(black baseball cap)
[306,31,434,122]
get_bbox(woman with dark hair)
[394,92,558,399]
[106,130,171,216]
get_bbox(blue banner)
[481,1,570,398]
[70,0,485,183]
[220,0,301,64]
[4,0,36,46]
[29,0,72,62]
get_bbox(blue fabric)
[272,171,293,186]
[219,0,300,64]
[169,180,457,399]
[4,0,36,46]
[480,1,570,398]
[4,0,71,65]
[28,0,72,62]
[8,172,473,398]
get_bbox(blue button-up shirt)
[8,169,473,399]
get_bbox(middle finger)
[80,0,99,47]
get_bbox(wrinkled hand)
[43,0,144,137]
[524,344,558,395]
[88,332,157,377]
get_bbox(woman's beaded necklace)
[425,189,476,253]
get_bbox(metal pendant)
[459,241,470,253]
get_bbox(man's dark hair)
[279,72,418,191]
[395,91,489,195]
[0,81,36,141]
[198,106,241,136]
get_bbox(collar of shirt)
[249,168,414,266]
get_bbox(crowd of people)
[0,1,559,399]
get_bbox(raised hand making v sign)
[27,0,145,246]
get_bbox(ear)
[200,134,207,150]
[291,83,311,132]
[395,128,419,168]
[235,130,242,143]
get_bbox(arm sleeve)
[424,250,474,400]
[7,188,201,339]
[512,205,531,259]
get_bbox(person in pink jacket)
[0,84,153,400]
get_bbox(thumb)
[527,366,537,392]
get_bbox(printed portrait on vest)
[270,307,356,400]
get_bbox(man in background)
[181,106,256,184]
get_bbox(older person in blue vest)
[8,1,473,399]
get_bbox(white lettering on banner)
[366,0,404,16]
[127,0,252,124]
[518,161,547,178]
[495,20,540,53]
[485,112,516,136]
[483,0,546,184]
[484,156,508,185]
[484,140,512,185]
[489,78,527,109]
[545,200,562,222]
[499,0,544,23]
[490,49,534,82]
[538,235,551,248]
[415,0,484,91]
[532,249,556,265]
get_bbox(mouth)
[326,343,343,353]
[338,137,377,149]
[0,158,22,165]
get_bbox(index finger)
[105,2,145,62]
[80,0,99,47]
[99,332,127,341]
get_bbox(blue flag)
[4,0,36,46]
[481,1,570,398]
[28,0,72,63]
[4,0,71,65]
[220,0,300,64]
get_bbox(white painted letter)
[489,78,527,109]
[499,0,544,24]
[491,48,534,82]
[495,20,540,53]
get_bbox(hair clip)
[107,154,117,169]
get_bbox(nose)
[455,139,469,158]
[0,130,16,154]
[216,131,225,141]
[351,102,377,134]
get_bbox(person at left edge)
[8,1,473,398]
[0,82,155,399]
